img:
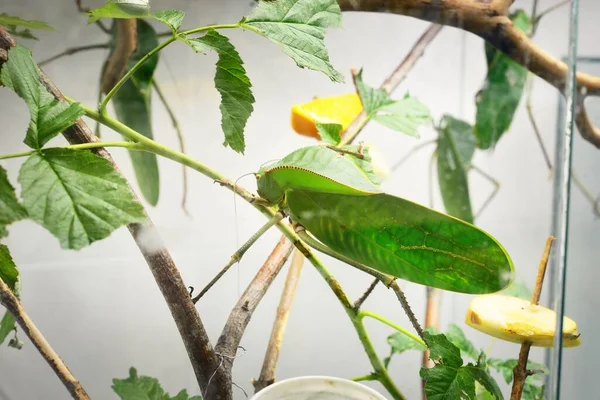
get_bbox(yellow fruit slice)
[291,93,363,139]
[465,294,580,348]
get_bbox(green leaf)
[474,10,531,149]
[0,166,28,238]
[316,123,342,145]
[185,30,255,153]
[388,332,427,354]
[341,144,386,186]
[501,281,532,300]
[446,324,479,361]
[0,45,84,149]
[152,10,185,33]
[0,311,16,346]
[487,358,548,385]
[355,70,430,136]
[0,244,19,346]
[0,14,55,31]
[88,1,150,23]
[436,115,475,223]
[420,332,503,400]
[110,20,160,205]
[241,0,344,82]
[18,149,146,250]
[112,367,203,400]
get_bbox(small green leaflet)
[185,30,255,153]
[446,324,479,361]
[153,10,185,33]
[316,123,342,145]
[0,14,55,40]
[420,332,504,400]
[110,20,161,205]
[436,115,475,223]
[241,0,344,82]
[88,0,185,33]
[355,70,430,137]
[0,166,28,238]
[474,10,532,149]
[0,245,19,347]
[112,367,202,400]
[0,45,84,149]
[18,148,146,250]
[384,331,427,367]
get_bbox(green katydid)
[254,145,514,294]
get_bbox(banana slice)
[465,294,580,348]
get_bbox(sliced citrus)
[291,93,363,139]
[465,294,580,348]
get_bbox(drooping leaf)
[388,332,427,354]
[88,0,151,23]
[0,14,55,31]
[501,281,532,300]
[446,324,479,361]
[436,115,475,223]
[474,10,532,149]
[185,30,255,153]
[0,311,16,346]
[112,367,202,400]
[0,244,19,346]
[110,20,160,205]
[0,45,84,149]
[420,332,503,400]
[355,70,430,136]
[316,123,342,145]
[18,148,146,250]
[241,0,344,82]
[152,10,185,33]
[0,166,28,238]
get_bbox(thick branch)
[0,27,229,399]
[337,0,600,148]
[214,235,294,393]
[101,19,136,94]
[0,278,90,400]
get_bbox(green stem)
[0,141,140,160]
[350,373,378,382]
[359,310,426,348]
[181,23,240,36]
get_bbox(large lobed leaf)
[0,45,84,149]
[0,245,19,346]
[436,115,476,223]
[474,10,532,149]
[420,332,503,400]
[18,149,146,250]
[110,19,161,205]
[355,70,430,137]
[185,30,255,153]
[0,166,27,238]
[113,367,202,400]
[241,0,344,82]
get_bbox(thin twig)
[214,235,295,394]
[340,23,443,146]
[510,237,554,400]
[0,278,90,400]
[253,248,305,392]
[152,79,190,215]
[390,281,425,342]
[353,278,379,311]
[37,43,109,67]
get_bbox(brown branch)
[0,278,90,400]
[38,43,109,67]
[213,235,294,396]
[337,0,600,148]
[253,248,305,392]
[101,19,136,94]
[353,278,379,311]
[510,236,554,400]
[0,27,230,399]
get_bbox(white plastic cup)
[250,376,388,400]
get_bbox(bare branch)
[253,249,305,392]
[38,43,109,67]
[0,278,90,400]
[353,278,379,311]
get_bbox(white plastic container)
[250,376,388,400]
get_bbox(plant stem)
[359,310,426,347]
[351,374,378,382]
[353,278,379,311]
[0,278,90,400]
[0,141,140,160]
[38,43,109,67]
[181,23,240,36]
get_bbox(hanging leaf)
[0,166,28,238]
[0,244,19,346]
[355,70,430,137]
[152,10,185,33]
[18,149,146,250]
[0,45,84,149]
[110,19,161,205]
[315,123,342,145]
[184,30,255,153]
[420,332,504,400]
[474,10,532,149]
[112,367,203,400]
[241,0,344,82]
[436,115,475,223]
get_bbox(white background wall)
[0,0,598,399]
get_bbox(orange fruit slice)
[291,93,363,139]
